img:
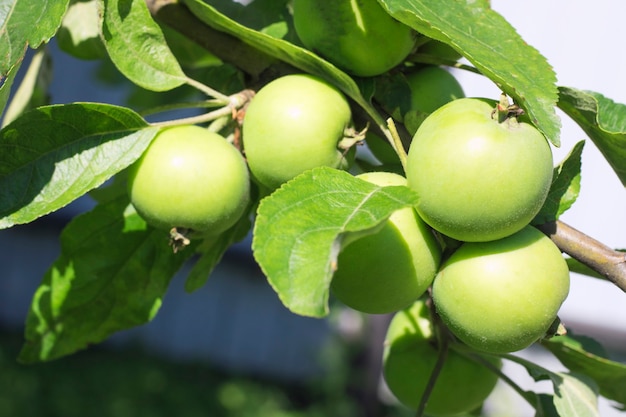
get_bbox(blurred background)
[1,0,625,416]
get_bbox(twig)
[415,335,448,417]
[537,220,626,292]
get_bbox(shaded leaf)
[0,0,69,75]
[379,0,561,146]
[56,0,107,60]
[19,196,193,363]
[2,47,53,127]
[558,87,626,187]
[0,103,156,229]
[185,213,252,292]
[252,167,418,318]
[533,140,584,224]
[543,333,626,408]
[101,0,186,91]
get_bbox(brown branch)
[145,0,276,79]
[537,220,626,292]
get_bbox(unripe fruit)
[406,97,553,242]
[242,74,352,190]
[403,66,465,135]
[432,226,570,353]
[127,125,250,236]
[331,172,441,314]
[383,299,500,415]
[292,0,417,77]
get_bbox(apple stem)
[536,220,626,293]
[415,331,448,417]
[149,89,254,128]
[492,93,525,124]
[386,118,408,171]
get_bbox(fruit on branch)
[406,97,553,242]
[331,172,441,314]
[403,66,465,135]
[366,66,464,165]
[242,74,353,190]
[383,299,500,415]
[292,0,417,77]
[127,125,250,236]
[432,225,570,354]
[416,39,463,63]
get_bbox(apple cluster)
[125,1,572,414]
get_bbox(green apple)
[432,225,570,353]
[242,74,352,190]
[383,299,501,415]
[127,125,250,236]
[406,97,553,242]
[331,172,441,314]
[292,0,417,77]
[403,66,465,135]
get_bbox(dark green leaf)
[185,213,252,292]
[543,333,626,408]
[558,87,626,187]
[18,196,192,363]
[533,140,584,224]
[0,0,69,75]
[379,0,561,146]
[252,167,418,318]
[0,103,156,229]
[0,56,22,119]
[565,257,604,280]
[534,393,560,417]
[101,0,186,91]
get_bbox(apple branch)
[145,0,276,78]
[537,221,626,293]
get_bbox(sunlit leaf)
[0,103,156,228]
[378,0,560,146]
[101,0,186,91]
[252,167,418,317]
[19,196,192,363]
[558,87,626,187]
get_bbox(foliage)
[1,0,626,416]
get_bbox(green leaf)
[0,56,22,119]
[0,0,69,75]
[101,0,186,91]
[551,372,600,417]
[533,140,584,224]
[252,167,418,318]
[558,87,626,187]
[502,353,601,416]
[378,0,561,146]
[18,196,193,363]
[181,0,388,130]
[185,213,252,292]
[0,103,156,229]
[543,333,626,408]
[565,257,604,280]
[2,47,52,127]
[56,0,107,60]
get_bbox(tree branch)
[537,220,626,292]
[145,0,276,79]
